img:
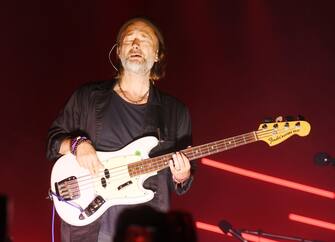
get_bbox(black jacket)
[47,80,194,211]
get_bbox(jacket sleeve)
[173,104,196,195]
[46,88,88,162]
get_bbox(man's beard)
[120,55,155,75]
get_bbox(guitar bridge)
[79,196,105,220]
[55,176,80,201]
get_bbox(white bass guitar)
[50,120,311,226]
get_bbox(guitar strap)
[144,102,166,144]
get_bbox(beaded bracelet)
[70,136,91,155]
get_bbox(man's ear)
[116,45,120,56]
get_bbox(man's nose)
[131,38,140,48]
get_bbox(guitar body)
[50,136,159,226]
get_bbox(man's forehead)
[122,21,157,39]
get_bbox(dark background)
[1,0,335,241]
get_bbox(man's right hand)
[76,142,104,175]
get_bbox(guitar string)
[63,125,298,193]
[63,139,292,195]
[66,155,172,192]
[69,126,295,190]
[73,129,261,181]
[69,134,254,185]
[67,153,172,190]
[75,125,295,182]
[72,153,172,183]
[59,125,301,195]
[75,142,281,196]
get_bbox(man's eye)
[122,38,151,45]
[123,39,133,44]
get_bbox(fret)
[128,131,258,177]
[234,135,242,147]
[223,139,227,150]
[207,143,218,155]
[129,154,171,177]
[253,131,257,141]
[230,137,235,148]
[225,138,233,150]
[205,145,210,156]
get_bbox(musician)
[47,17,194,242]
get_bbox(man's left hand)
[169,152,191,184]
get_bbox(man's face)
[118,21,159,76]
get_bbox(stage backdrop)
[1,1,334,241]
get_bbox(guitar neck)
[128,131,258,177]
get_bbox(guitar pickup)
[79,196,105,220]
[117,180,133,190]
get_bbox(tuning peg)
[275,116,283,122]
[263,117,274,123]
[284,115,294,121]
[297,115,305,121]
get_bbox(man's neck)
[119,72,150,95]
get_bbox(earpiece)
[108,43,119,71]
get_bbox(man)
[47,17,194,242]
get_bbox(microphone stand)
[241,229,323,242]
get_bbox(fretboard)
[128,131,258,177]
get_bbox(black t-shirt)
[96,91,147,151]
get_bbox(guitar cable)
[48,189,84,212]
[51,204,55,242]
[48,189,85,242]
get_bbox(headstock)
[256,119,311,146]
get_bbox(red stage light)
[289,213,335,231]
[201,158,335,199]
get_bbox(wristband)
[70,136,91,155]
